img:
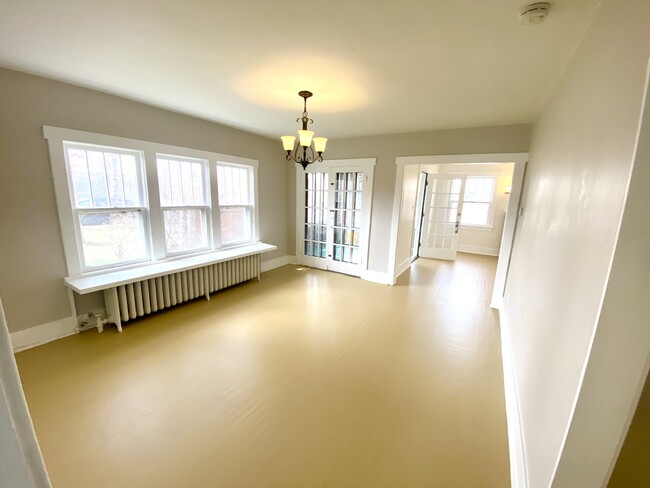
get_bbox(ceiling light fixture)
[280,91,328,170]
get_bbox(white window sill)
[65,242,276,294]
[459,225,495,232]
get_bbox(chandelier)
[280,91,328,169]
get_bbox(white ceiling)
[0,0,599,139]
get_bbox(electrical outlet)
[77,309,106,330]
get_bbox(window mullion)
[143,148,165,261]
[210,161,223,248]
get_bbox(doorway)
[295,159,375,277]
[389,153,528,308]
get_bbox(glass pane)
[220,206,252,245]
[461,202,490,226]
[158,157,205,206]
[105,152,125,207]
[68,149,92,208]
[163,209,208,253]
[66,145,142,210]
[121,154,139,206]
[333,245,342,261]
[356,173,363,191]
[343,246,351,263]
[87,151,109,207]
[320,242,327,258]
[79,211,147,268]
[218,164,251,205]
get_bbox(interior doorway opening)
[411,163,515,262]
[389,153,528,308]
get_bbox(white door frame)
[411,171,428,261]
[389,153,528,308]
[295,158,376,276]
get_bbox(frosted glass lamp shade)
[281,136,296,151]
[298,130,314,147]
[313,137,328,153]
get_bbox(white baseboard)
[10,316,78,352]
[261,255,295,273]
[361,269,393,285]
[395,257,412,280]
[458,244,500,256]
[498,304,529,488]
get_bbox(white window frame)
[445,172,500,230]
[44,126,259,277]
[62,141,152,272]
[215,161,258,248]
[156,153,212,257]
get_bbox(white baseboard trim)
[361,269,393,285]
[499,304,529,488]
[458,244,500,256]
[10,316,78,352]
[261,255,295,273]
[395,257,412,280]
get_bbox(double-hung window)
[64,142,149,271]
[45,126,259,277]
[157,155,209,254]
[460,175,498,227]
[217,162,254,246]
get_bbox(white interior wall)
[0,298,51,487]
[394,164,421,275]
[502,1,650,486]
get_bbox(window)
[64,143,149,271]
[217,163,254,246]
[45,126,258,276]
[157,156,209,254]
[460,176,497,227]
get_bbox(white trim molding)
[0,298,53,486]
[395,257,412,280]
[499,303,530,488]
[458,245,500,256]
[261,255,295,273]
[360,269,393,285]
[10,316,78,353]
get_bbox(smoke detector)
[518,3,551,25]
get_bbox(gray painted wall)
[291,124,532,273]
[0,68,290,333]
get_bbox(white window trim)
[156,154,212,257]
[215,161,259,248]
[44,125,259,277]
[445,171,501,230]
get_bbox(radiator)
[103,254,261,332]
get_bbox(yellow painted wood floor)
[16,253,509,487]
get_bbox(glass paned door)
[299,167,370,276]
[328,171,364,275]
[302,172,329,268]
[419,176,466,261]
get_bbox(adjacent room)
[1,1,648,488]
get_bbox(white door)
[419,175,466,261]
[298,161,374,277]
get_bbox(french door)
[297,160,374,277]
[419,175,466,261]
